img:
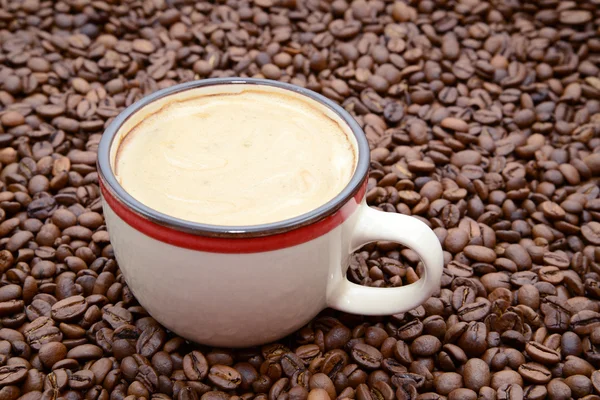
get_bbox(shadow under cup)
[97,78,372,347]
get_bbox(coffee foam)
[112,84,358,226]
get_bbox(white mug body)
[102,193,363,348]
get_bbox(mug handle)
[327,205,444,315]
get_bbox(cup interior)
[98,78,371,237]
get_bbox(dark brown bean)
[184,351,209,381]
[350,344,382,370]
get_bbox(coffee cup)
[98,78,443,348]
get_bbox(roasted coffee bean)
[307,388,329,400]
[564,374,593,398]
[102,307,133,329]
[24,318,62,350]
[45,369,69,391]
[518,363,552,384]
[38,342,68,369]
[571,311,600,335]
[324,326,351,351]
[393,340,412,366]
[235,362,258,391]
[68,370,94,390]
[308,373,335,400]
[321,350,347,377]
[490,370,523,390]
[525,342,561,364]
[136,326,166,358]
[51,296,87,322]
[396,320,423,341]
[66,344,103,360]
[547,379,571,400]
[0,365,28,386]
[184,351,209,381]
[281,353,306,377]
[497,383,524,400]
[270,377,291,400]
[410,336,441,357]
[350,344,381,370]
[591,371,600,394]
[563,356,594,376]
[391,373,425,389]
[462,358,490,392]
[434,373,463,396]
[207,365,242,390]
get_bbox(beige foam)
[113,84,358,226]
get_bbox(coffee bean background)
[0,1,600,400]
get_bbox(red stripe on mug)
[100,179,367,254]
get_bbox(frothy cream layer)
[113,84,357,226]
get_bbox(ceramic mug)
[98,78,444,348]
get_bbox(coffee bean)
[497,383,524,400]
[0,285,22,303]
[570,310,600,335]
[563,356,594,376]
[383,102,404,124]
[136,326,166,358]
[518,363,552,384]
[89,358,112,384]
[490,370,523,390]
[207,365,242,390]
[68,370,94,390]
[444,229,469,253]
[591,370,600,394]
[66,344,103,360]
[350,343,381,370]
[434,373,462,396]
[38,342,67,369]
[6,231,34,253]
[397,319,423,341]
[0,365,28,385]
[308,373,335,400]
[308,388,330,400]
[102,306,133,329]
[559,10,592,24]
[581,222,600,245]
[184,351,209,381]
[462,358,490,392]
[51,296,87,321]
[546,379,570,400]
[410,336,441,357]
[539,267,564,285]
[457,300,491,322]
[280,352,305,377]
[452,61,474,80]
[525,342,560,364]
[463,246,496,263]
[564,374,593,398]
[24,318,62,350]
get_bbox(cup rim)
[97,78,370,238]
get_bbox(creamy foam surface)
[113,84,357,226]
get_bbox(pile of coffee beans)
[0,0,599,400]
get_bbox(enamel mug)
[98,78,444,348]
